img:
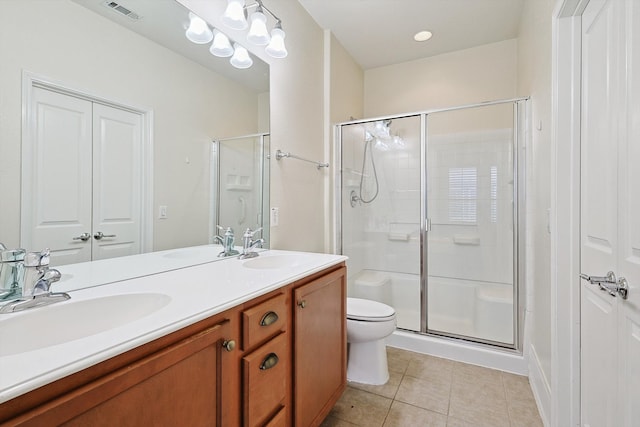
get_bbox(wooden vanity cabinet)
[292,265,347,427]
[0,263,347,427]
[0,311,241,427]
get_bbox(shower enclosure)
[336,99,526,349]
[211,133,270,247]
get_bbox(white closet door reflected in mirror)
[22,85,145,265]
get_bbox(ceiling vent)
[102,1,141,21]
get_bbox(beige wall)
[327,32,365,250]
[517,0,555,401]
[0,0,261,252]
[266,0,325,251]
[329,33,365,124]
[363,39,518,117]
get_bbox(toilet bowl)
[346,297,397,385]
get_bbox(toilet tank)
[352,270,392,304]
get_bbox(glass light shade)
[246,10,270,46]
[374,139,390,151]
[265,27,288,58]
[392,135,405,148]
[210,30,234,57]
[185,13,213,44]
[221,0,248,31]
[230,43,253,69]
[374,121,390,138]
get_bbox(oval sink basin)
[242,254,310,270]
[0,293,171,356]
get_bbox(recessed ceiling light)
[414,30,433,42]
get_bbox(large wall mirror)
[0,0,270,266]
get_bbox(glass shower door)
[425,103,516,346]
[339,115,423,331]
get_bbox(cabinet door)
[7,321,233,427]
[293,267,347,427]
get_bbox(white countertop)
[0,247,347,404]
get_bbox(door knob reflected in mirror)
[93,231,116,240]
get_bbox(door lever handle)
[93,231,116,240]
[580,271,629,299]
[580,271,616,285]
[72,232,91,242]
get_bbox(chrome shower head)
[364,131,374,142]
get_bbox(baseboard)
[528,344,551,427]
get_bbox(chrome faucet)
[0,248,70,314]
[238,228,264,260]
[213,226,240,257]
[0,243,25,300]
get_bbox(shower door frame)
[334,97,528,352]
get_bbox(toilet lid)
[347,297,396,322]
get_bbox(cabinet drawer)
[243,332,288,427]
[242,293,287,350]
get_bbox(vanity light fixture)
[186,12,213,44]
[185,0,287,69]
[230,43,253,69]
[265,22,288,58]
[247,4,271,45]
[210,29,234,57]
[222,0,288,58]
[221,0,248,30]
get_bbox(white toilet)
[346,297,397,385]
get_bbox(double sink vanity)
[0,247,347,426]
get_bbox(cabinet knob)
[297,300,307,309]
[222,339,236,352]
[260,311,279,326]
[260,353,279,370]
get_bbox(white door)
[616,1,640,424]
[580,0,640,426]
[92,103,142,260]
[23,87,143,265]
[23,87,94,265]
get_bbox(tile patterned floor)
[321,347,543,427]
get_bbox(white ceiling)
[297,0,526,70]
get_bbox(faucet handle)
[24,248,51,268]
[0,247,25,262]
[33,268,61,295]
[244,227,263,238]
